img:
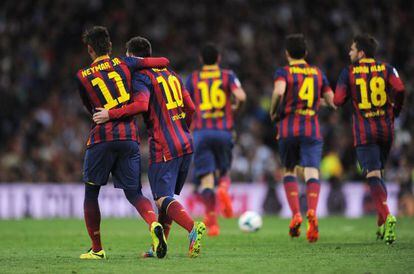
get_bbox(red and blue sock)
[201,188,217,226]
[306,178,321,212]
[161,197,194,233]
[84,184,102,252]
[283,175,300,215]
[124,189,157,229]
[367,176,390,226]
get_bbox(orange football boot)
[289,213,302,238]
[306,209,319,243]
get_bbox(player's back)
[136,68,193,163]
[186,65,240,131]
[274,61,331,139]
[76,56,138,146]
[338,58,404,145]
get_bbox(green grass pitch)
[0,216,413,273]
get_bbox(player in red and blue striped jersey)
[334,34,405,245]
[94,36,206,258]
[185,43,246,236]
[270,34,335,243]
[76,26,169,260]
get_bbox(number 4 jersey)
[76,55,169,147]
[334,58,405,146]
[273,60,333,140]
[186,65,242,131]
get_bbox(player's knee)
[366,170,382,178]
[156,196,175,212]
[123,188,142,205]
[304,167,319,181]
[200,173,215,190]
[84,183,100,202]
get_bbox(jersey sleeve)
[228,71,242,92]
[132,73,151,103]
[387,65,405,117]
[334,68,350,106]
[185,74,194,98]
[273,67,287,83]
[321,71,333,94]
[387,65,405,93]
[76,75,93,114]
[121,57,170,71]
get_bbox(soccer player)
[334,34,405,245]
[93,36,206,258]
[185,44,246,236]
[75,26,169,259]
[270,34,335,243]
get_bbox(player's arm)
[76,77,93,115]
[270,80,286,121]
[320,72,337,110]
[388,66,406,117]
[229,72,246,112]
[122,56,170,71]
[93,76,150,124]
[333,68,350,107]
[182,88,195,127]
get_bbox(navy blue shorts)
[148,154,192,200]
[193,129,233,180]
[356,143,391,174]
[83,141,141,190]
[278,137,323,169]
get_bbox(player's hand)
[93,108,110,124]
[270,112,279,122]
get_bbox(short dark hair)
[82,26,111,56]
[285,34,307,59]
[201,43,219,65]
[353,34,378,58]
[126,36,152,57]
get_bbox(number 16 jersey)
[186,65,242,131]
[334,58,405,146]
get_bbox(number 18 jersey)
[273,60,332,140]
[186,65,242,131]
[334,58,405,146]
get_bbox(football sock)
[201,188,217,226]
[161,197,194,233]
[84,184,102,252]
[124,189,157,229]
[306,178,321,212]
[158,210,173,239]
[219,175,231,190]
[367,176,390,226]
[283,176,300,215]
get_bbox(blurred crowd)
[1,0,413,208]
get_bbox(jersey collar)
[92,55,110,64]
[359,58,375,63]
[289,59,307,65]
[202,64,220,70]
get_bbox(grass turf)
[0,216,413,273]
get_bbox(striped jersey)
[76,55,168,147]
[134,68,194,163]
[273,60,332,139]
[334,58,405,146]
[186,65,242,131]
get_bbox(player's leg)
[278,137,302,237]
[193,130,219,236]
[215,130,234,218]
[301,137,323,243]
[357,143,396,244]
[112,141,166,258]
[80,143,113,259]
